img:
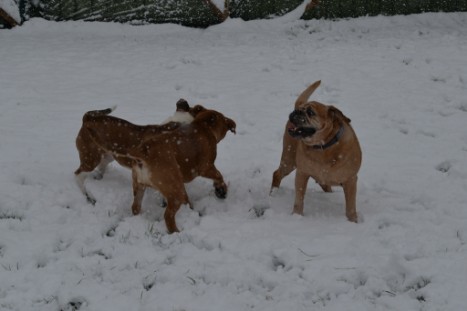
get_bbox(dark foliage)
[12,0,467,28]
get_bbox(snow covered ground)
[1,12,467,311]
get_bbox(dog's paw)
[269,187,279,197]
[249,204,270,218]
[215,186,227,199]
[86,195,96,205]
[60,297,88,311]
[92,171,104,180]
[159,198,167,208]
[346,213,358,223]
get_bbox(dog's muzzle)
[288,110,316,138]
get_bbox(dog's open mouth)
[288,110,316,138]
[288,123,316,138]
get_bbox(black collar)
[311,125,344,150]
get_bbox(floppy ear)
[328,106,351,123]
[225,117,236,134]
[196,110,218,126]
[190,105,207,117]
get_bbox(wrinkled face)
[288,101,327,140]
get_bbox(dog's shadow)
[87,167,133,212]
[270,185,345,220]
[306,189,346,219]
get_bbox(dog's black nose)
[289,110,306,125]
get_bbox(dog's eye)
[306,107,315,117]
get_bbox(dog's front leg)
[202,166,227,199]
[271,124,298,193]
[271,159,295,194]
[164,190,192,233]
[293,171,310,215]
[164,200,181,233]
[342,176,358,223]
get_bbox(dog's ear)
[197,110,218,126]
[190,105,207,117]
[225,117,236,134]
[328,105,351,123]
[198,111,236,134]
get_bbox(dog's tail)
[295,80,321,109]
[83,106,117,120]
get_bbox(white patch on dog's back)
[163,112,194,124]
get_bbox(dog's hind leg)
[93,153,114,180]
[292,171,310,216]
[74,170,97,205]
[75,132,106,200]
[342,176,358,223]
[74,152,101,204]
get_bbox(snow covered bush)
[7,0,467,27]
[37,0,226,27]
[302,0,467,20]
[227,0,303,20]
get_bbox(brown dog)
[271,81,362,222]
[75,99,203,204]
[87,107,236,233]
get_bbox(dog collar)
[311,124,344,150]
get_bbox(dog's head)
[288,81,351,145]
[195,109,236,142]
[288,101,350,145]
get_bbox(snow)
[0,0,20,23]
[1,12,467,311]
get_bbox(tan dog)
[75,99,203,204]
[271,81,362,222]
[87,107,236,233]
